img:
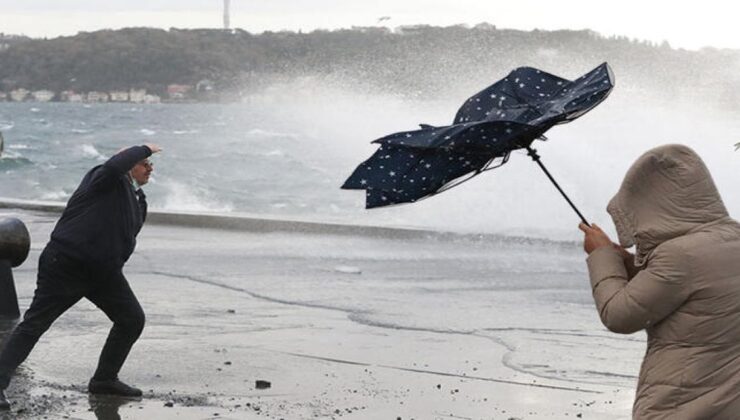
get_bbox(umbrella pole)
[526,147,590,226]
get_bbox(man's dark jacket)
[49,145,152,270]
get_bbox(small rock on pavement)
[255,380,271,389]
[164,401,174,407]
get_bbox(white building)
[129,89,147,103]
[86,91,109,102]
[167,84,193,100]
[109,91,129,102]
[31,90,55,102]
[143,94,161,104]
[9,88,29,102]
[59,90,75,102]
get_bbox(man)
[579,144,740,419]
[0,144,161,410]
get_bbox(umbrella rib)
[480,152,510,172]
[427,170,481,195]
[431,152,509,195]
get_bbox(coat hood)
[607,144,728,266]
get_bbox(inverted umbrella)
[342,62,615,224]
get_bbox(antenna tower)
[223,0,231,30]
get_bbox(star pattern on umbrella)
[343,63,615,209]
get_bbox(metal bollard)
[0,218,30,319]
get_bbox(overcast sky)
[1,0,737,50]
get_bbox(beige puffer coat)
[586,144,740,419]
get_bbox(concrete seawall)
[0,197,574,247]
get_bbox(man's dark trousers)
[0,245,145,389]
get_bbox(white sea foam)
[172,129,200,135]
[0,150,21,159]
[140,128,156,136]
[40,190,70,201]
[240,78,740,240]
[0,122,14,131]
[160,181,234,213]
[333,265,362,274]
[81,144,106,160]
[71,128,93,134]
[8,144,30,150]
[246,128,298,139]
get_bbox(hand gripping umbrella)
[342,63,615,225]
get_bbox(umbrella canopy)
[342,63,615,210]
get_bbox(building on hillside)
[109,91,129,102]
[196,79,214,94]
[195,79,217,101]
[0,91,7,101]
[59,90,75,102]
[86,91,109,102]
[129,89,147,103]
[143,94,161,104]
[167,84,193,100]
[31,90,55,102]
[9,88,29,102]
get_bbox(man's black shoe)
[0,389,10,410]
[88,378,142,397]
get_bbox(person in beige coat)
[579,144,740,419]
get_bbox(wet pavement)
[0,207,637,419]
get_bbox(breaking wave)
[80,144,106,160]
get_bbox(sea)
[1,80,739,241]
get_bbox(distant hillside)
[0,25,738,105]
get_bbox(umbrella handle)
[526,147,591,227]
